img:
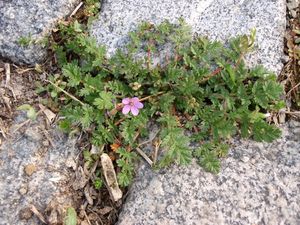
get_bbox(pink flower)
[122,97,143,116]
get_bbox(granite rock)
[0,113,79,225]
[0,0,79,65]
[91,0,213,55]
[91,0,286,74]
[117,121,300,225]
[194,0,286,75]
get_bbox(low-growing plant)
[18,35,32,47]
[44,18,284,186]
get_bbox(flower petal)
[122,98,130,105]
[130,107,139,116]
[131,97,140,103]
[122,105,131,114]
[134,101,143,109]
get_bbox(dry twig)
[153,139,161,164]
[135,147,153,166]
[4,63,10,86]
[29,204,47,224]
[69,2,83,17]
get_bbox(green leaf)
[194,142,227,173]
[225,64,236,84]
[93,91,114,110]
[65,207,77,225]
[199,151,220,173]
[17,104,37,120]
[62,63,82,87]
[252,82,270,109]
[93,178,103,190]
[73,20,82,32]
[116,148,137,187]
[264,80,283,100]
[252,121,281,142]
[159,124,192,167]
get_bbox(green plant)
[93,177,103,190]
[18,35,32,47]
[43,19,284,186]
[65,207,77,225]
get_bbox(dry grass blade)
[287,81,300,96]
[153,139,161,164]
[4,63,10,85]
[39,104,56,123]
[29,204,47,224]
[70,2,83,17]
[136,147,153,166]
[46,79,85,106]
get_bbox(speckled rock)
[194,0,286,75]
[0,113,79,225]
[91,0,213,55]
[91,0,286,74]
[0,0,79,65]
[117,121,300,225]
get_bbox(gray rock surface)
[117,121,300,225]
[0,113,79,225]
[91,0,286,74]
[91,0,213,54]
[0,0,79,65]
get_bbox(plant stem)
[198,67,223,84]
[140,91,164,102]
[46,79,85,106]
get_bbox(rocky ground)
[0,0,299,225]
[0,0,79,65]
[0,113,79,225]
[117,121,300,225]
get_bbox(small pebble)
[19,187,28,195]
[42,140,50,147]
[19,208,33,220]
[24,128,42,141]
[241,156,250,163]
[24,164,37,176]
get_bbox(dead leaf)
[39,104,56,123]
[29,204,47,224]
[100,153,122,201]
[110,143,120,152]
[108,152,116,161]
[84,185,93,205]
[98,206,113,215]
